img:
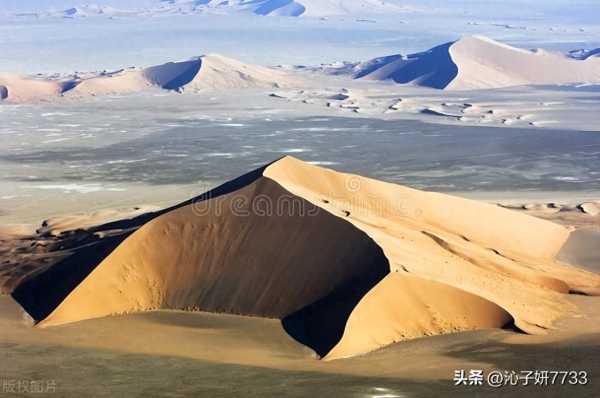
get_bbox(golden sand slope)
[11,156,600,359]
[265,157,600,358]
[325,273,513,360]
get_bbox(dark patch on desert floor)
[3,117,600,192]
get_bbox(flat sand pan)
[1,294,600,397]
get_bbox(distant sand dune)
[14,0,409,18]
[356,36,600,90]
[10,157,600,359]
[151,0,408,17]
[0,54,297,103]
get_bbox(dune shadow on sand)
[281,257,389,359]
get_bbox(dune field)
[2,36,600,132]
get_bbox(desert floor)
[1,290,599,397]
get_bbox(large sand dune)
[10,157,600,359]
[356,36,600,90]
[0,54,296,103]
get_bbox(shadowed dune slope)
[356,42,458,89]
[11,162,272,321]
[33,175,390,330]
[143,58,203,90]
[255,0,306,16]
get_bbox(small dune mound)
[68,70,142,97]
[0,74,66,102]
[325,273,514,360]
[10,157,600,359]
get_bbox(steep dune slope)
[356,42,458,89]
[11,157,600,359]
[35,175,389,328]
[143,58,202,90]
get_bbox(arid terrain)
[1,1,600,397]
